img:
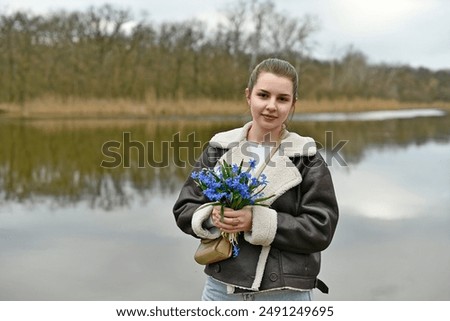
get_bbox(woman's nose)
[266,98,277,110]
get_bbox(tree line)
[1,1,449,105]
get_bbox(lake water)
[1,109,449,300]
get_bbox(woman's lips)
[262,114,277,120]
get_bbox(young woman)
[173,58,339,301]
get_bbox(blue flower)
[249,159,257,170]
[232,244,240,258]
[259,173,268,185]
[190,171,199,180]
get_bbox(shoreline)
[1,97,450,119]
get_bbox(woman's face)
[246,72,295,138]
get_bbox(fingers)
[210,206,252,233]
[212,206,249,218]
[212,213,239,227]
[211,210,239,225]
[212,206,239,218]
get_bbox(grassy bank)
[1,97,450,118]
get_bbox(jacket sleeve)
[243,206,278,246]
[271,152,339,254]
[172,145,223,238]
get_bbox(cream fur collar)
[209,121,317,157]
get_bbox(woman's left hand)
[211,206,252,233]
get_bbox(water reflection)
[0,194,205,300]
[293,108,446,122]
[1,110,450,300]
[0,119,233,209]
[1,111,449,209]
[332,141,450,220]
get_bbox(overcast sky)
[3,0,450,71]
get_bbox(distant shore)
[1,97,449,119]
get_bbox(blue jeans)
[201,276,312,301]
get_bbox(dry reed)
[1,96,449,118]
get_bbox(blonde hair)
[247,58,298,100]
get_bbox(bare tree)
[247,0,274,70]
[219,0,318,70]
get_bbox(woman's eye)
[280,95,293,102]
[257,93,268,98]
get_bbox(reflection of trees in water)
[291,113,450,165]
[1,115,449,209]
[0,119,237,210]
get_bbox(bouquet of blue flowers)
[191,159,273,257]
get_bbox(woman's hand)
[211,206,252,233]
